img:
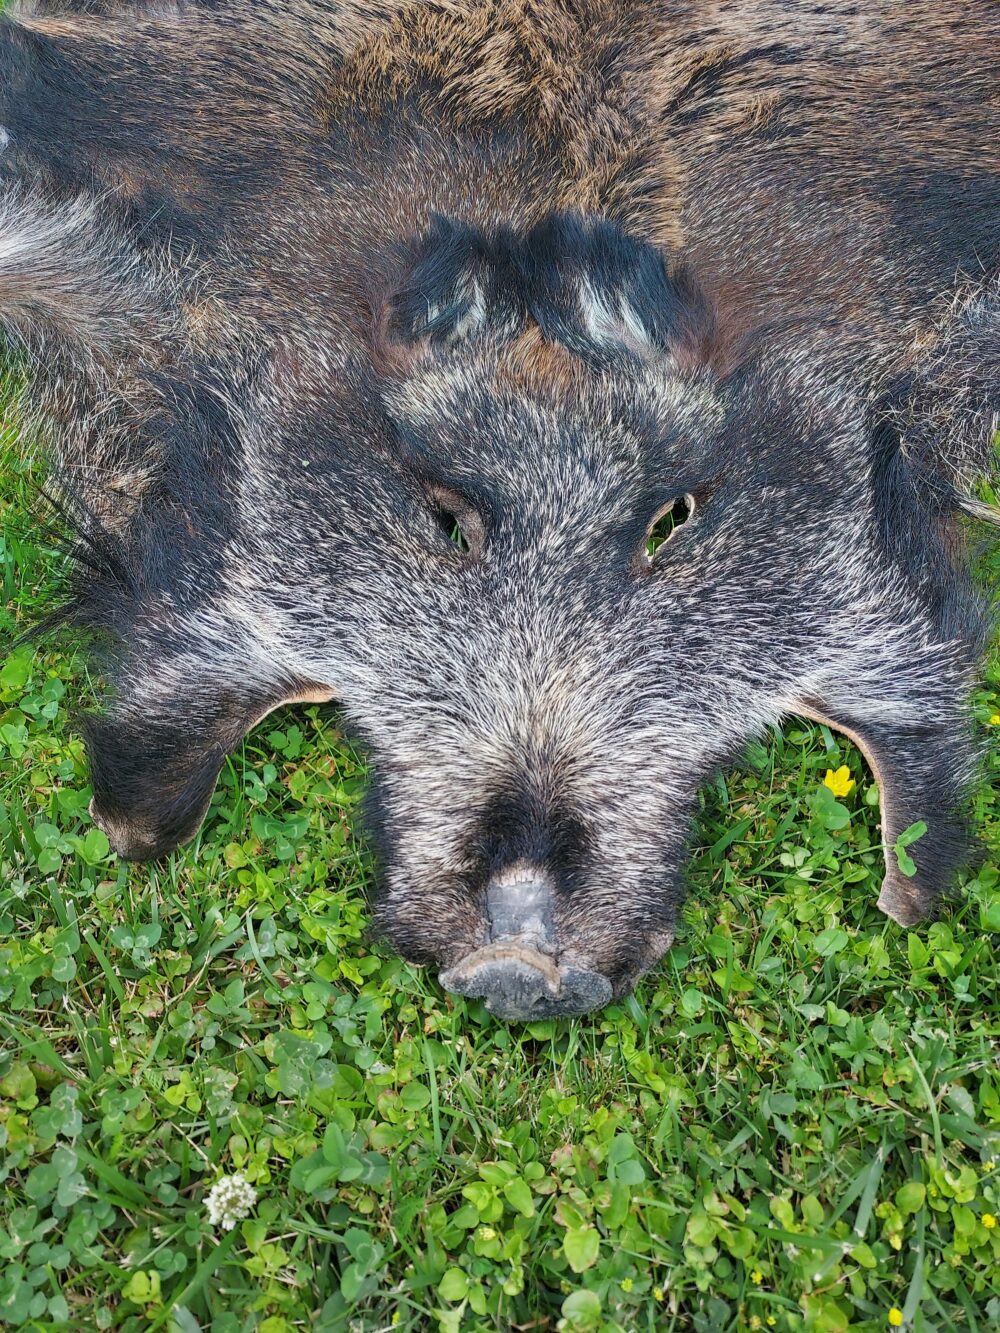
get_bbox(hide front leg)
[85,677,337,862]
[796,699,975,926]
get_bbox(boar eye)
[644,494,694,562]
[435,504,471,552]
[428,486,485,556]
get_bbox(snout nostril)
[470,959,555,1020]
[439,943,613,1020]
[440,871,614,1018]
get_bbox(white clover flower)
[204,1173,257,1231]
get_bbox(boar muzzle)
[438,875,613,1020]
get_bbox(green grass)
[1,364,998,1333]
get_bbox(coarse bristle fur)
[0,0,997,1010]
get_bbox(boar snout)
[484,874,556,950]
[438,869,614,1019]
[440,944,614,1020]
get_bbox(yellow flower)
[888,1310,904,1328]
[653,1287,664,1301]
[988,714,1000,725]
[621,1278,633,1292]
[751,1269,764,1284]
[983,1213,997,1228]
[766,1320,777,1328]
[824,765,856,798]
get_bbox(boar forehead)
[382,353,726,523]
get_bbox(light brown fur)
[7,0,995,508]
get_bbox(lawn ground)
[1,359,999,1332]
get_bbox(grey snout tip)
[439,943,613,1020]
[439,871,612,1018]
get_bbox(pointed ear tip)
[570,226,720,368]
[375,217,505,358]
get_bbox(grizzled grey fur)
[0,0,997,1017]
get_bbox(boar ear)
[381,216,525,352]
[379,211,724,371]
[517,213,719,371]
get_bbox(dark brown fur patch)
[498,323,584,397]
[326,0,687,247]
